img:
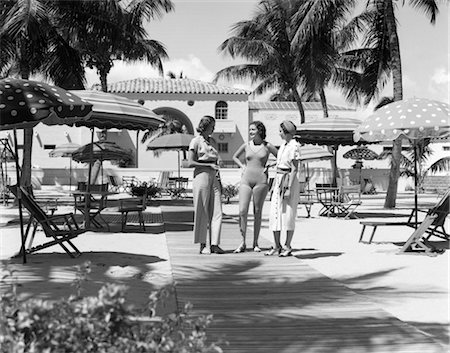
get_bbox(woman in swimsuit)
[232,121,278,253]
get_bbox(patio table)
[71,190,118,230]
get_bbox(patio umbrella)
[0,78,93,263]
[49,143,81,190]
[67,90,164,227]
[343,146,379,186]
[298,145,333,191]
[354,98,450,226]
[72,140,133,183]
[295,117,364,185]
[147,133,195,178]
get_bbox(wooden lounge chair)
[9,185,84,258]
[108,175,124,193]
[122,176,142,194]
[359,189,449,246]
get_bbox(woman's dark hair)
[196,115,215,133]
[250,121,266,140]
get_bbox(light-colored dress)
[189,135,223,245]
[269,139,301,231]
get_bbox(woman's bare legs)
[252,183,269,250]
[235,183,252,252]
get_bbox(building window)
[443,146,450,151]
[215,101,228,120]
[218,143,228,153]
[43,144,56,150]
[382,146,409,152]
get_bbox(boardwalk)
[163,207,445,353]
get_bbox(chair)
[155,171,172,196]
[108,175,124,193]
[73,183,109,229]
[315,185,339,217]
[359,189,449,245]
[8,185,83,258]
[118,189,147,231]
[122,176,142,194]
[331,185,362,219]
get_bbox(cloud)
[428,66,450,103]
[85,55,215,88]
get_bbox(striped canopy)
[71,140,133,163]
[296,117,363,146]
[354,98,450,143]
[299,145,333,161]
[69,90,165,131]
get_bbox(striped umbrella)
[49,143,81,190]
[296,118,363,185]
[69,90,164,130]
[299,145,333,161]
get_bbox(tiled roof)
[249,101,355,111]
[104,78,250,95]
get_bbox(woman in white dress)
[265,120,301,257]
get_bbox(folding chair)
[155,171,172,196]
[108,175,124,192]
[315,185,339,217]
[122,176,142,194]
[9,185,84,258]
[332,185,362,219]
[399,190,449,255]
[359,189,449,245]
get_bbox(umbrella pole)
[177,151,181,179]
[13,128,26,264]
[85,128,95,229]
[414,141,418,229]
[69,158,72,190]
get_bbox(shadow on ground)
[1,252,175,315]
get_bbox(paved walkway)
[162,205,447,353]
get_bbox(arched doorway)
[152,107,194,134]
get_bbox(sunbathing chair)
[108,175,124,193]
[359,189,449,249]
[331,185,362,219]
[9,185,84,258]
[122,176,142,195]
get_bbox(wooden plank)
[164,208,445,353]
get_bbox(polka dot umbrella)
[343,146,379,185]
[0,78,93,264]
[354,98,450,225]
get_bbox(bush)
[221,183,239,204]
[0,262,224,353]
[131,181,161,199]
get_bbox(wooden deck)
[163,208,445,353]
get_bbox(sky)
[85,0,450,113]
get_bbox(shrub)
[221,183,239,204]
[0,262,224,353]
[131,181,161,199]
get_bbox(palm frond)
[426,157,450,174]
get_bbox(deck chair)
[331,185,362,219]
[399,190,449,255]
[359,189,449,245]
[118,189,147,231]
[155,171,172,196]
[108,175,124,193]
[9,185,83,258]
[122,176,141,194]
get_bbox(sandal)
[233,244,246,253]
[264,247,281,256]
[279,248,293,257]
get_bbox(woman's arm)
[267,142,278,157]
[187,150,218,170]
[232,143,246,169]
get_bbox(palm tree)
[337,0,443,208]
[0,0,87,187]
[214,0,308,124]
[59,0,173,92]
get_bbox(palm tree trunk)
[319,88,329,118]
[100,70,108,92]
[291,88,306,124]
[384,0,403,209]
